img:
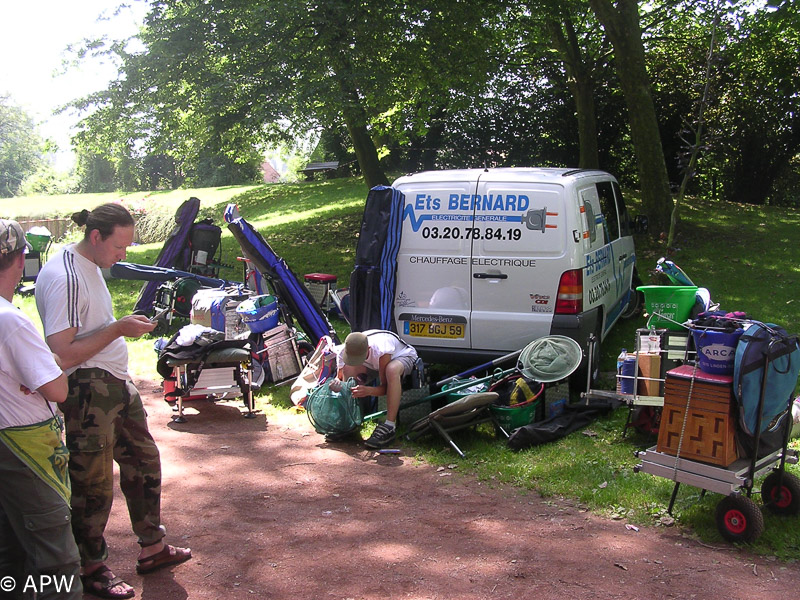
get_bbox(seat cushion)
[165,347,250,367]
[430,392,499,419]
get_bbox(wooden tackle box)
[656,365,738,467]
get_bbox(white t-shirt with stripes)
[35,244,129,380]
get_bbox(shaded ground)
[95,378,800,599]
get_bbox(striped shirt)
[35,244,129,379]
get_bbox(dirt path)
[95,379,800,599]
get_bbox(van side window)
[579,189,598,244]
[596,181,619,242]
[613,182,631,236]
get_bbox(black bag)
[489,373,543,407]
[507,399,617,451]
[348,186,404,332]
[189,218,223,276]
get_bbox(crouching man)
[332,330,418,448]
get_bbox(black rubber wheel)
[715,495,764,543]
[761,472,800,516]
[620,270,644,320]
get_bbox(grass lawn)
[11,177,800,560]
[0,185,262,220]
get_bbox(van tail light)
[555,269,583,314]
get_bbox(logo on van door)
[585,247,611,276]
[404,193,531,232]
[524,208,559,232]
[530,293,553,313]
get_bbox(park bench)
[299,161,340,180]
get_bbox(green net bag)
[306,378,362,436]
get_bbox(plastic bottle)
[616,348,627,393]
[655,257,695,286]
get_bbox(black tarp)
[507,399,619,451]
[349,186,404,332]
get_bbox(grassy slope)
[12,179,800,559]
[0,186,261,219]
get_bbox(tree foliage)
[65,0,799,219]
[708,0,800,205]
[0,95,46,197]
[72,0,505,189]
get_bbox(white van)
[385,167,641,384]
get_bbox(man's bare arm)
[46,315,156,370]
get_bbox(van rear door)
[394,173,477,350]
[468,172,567,351]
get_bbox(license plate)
[406,321,465,339]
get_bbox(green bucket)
[637,285,698,331]
[489,399,540,431]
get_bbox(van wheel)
[621,271,644,320]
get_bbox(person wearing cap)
[0,219,83,599]
[35,204,191,599]
[333,330,418,448]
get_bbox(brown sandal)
[136,544,192,575]
[81,565,135,599]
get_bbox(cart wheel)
[715,496,764,543]
[761,472,800,516]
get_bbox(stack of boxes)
[263,323,302,383]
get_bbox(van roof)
[393,167,614,186]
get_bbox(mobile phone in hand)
[150,307,170,323]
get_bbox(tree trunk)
[343,114,390,189]
[588,0,673,234]
[548,17,600,169]
[333,75,389,188]
[573,77,600,169]
[327,53,389,188]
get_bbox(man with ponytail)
[35,203,191,599]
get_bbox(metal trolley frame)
[634,347,800,543]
